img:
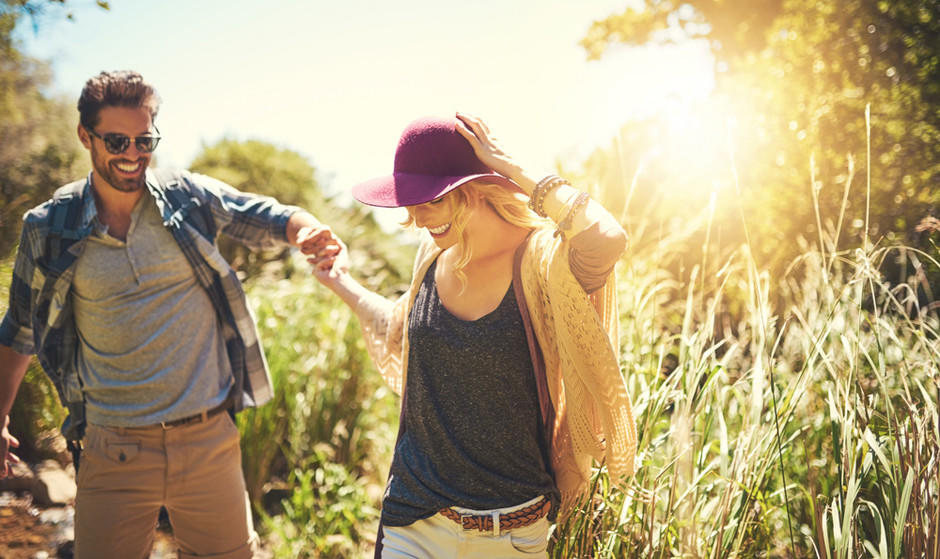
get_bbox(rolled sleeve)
[0,227,38,354]
[568,219,628,294]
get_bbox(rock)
[32,460,76,506]
[0,459,76,507]
[0,461,37,493]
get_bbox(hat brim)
[351,172,520,208]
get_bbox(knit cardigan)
[354,226,637,513]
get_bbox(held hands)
[296,225,349,284]
[1,415,21,479]
[455,112,528,193]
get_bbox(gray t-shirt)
[381,260,558,527]
[70,193,232,427]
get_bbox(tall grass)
[239,262,399,559]
[550,222,938,557]
[549,142,939,556]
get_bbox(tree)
[582,0,940,271]
[0,14,86,257]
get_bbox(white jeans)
[381,497,550,559]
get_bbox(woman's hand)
[297,225,349,284]
[455,112,530,193]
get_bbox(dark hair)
[77,70,161,130]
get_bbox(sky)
[16,0,714,224]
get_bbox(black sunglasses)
[85,126,161,154]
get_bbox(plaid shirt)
[0,168,300,440]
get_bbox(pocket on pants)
[104,441,141,464]
[508,517,549,554]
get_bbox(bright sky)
[17,0,713,223]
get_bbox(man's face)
[78,106,156,194]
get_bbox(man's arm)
[286,211,330,247]
[0,344,31,478]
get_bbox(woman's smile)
[427,223,451,237]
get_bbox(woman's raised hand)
[455,112,527,192]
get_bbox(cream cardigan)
[354,227,637,512]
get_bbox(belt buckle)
[462,513,493,533]
[459,513,500,535]
[160,414,192,429]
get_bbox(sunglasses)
[85,126,161,154]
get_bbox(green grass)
[239,260,399,559]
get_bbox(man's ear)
[77,124,92,150]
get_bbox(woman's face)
[407,190,469,250]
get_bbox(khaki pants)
[381,497,550,559]
[75,412,256,559]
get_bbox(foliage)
[582,0,784,62]
[189,138,325,211]
[262,448,379,559]
[0,0,109,29]
[238,268,400,558]
[581,0,940,273]
[0,43,85,257]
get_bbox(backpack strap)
[149,168,217,242]
[45,180,88,268]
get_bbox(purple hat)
[351,116,518,208]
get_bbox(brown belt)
[158,397,232,429]
[439,497,551,534]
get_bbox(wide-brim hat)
[351,116,519,208]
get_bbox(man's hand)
[0,346,31,480]
[304,229,350,284]
[296,225,346,271]
[1,415,21,479]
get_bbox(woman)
[307,113,636,558]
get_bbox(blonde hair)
[404,180,547,291]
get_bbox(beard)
[91,150,149,193]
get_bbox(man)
[0,70,338,558]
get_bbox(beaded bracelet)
[527,175,569,218]
[527,175,560,217]
[554,191,590,239]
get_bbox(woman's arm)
[455,113,627,291]
[302,231,394,319]
[306,235,408,392]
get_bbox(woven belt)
[440,497,551,535]
[158,397,232,429]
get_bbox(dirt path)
[0,493,178,559]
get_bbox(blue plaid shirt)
[0,168,300,440]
